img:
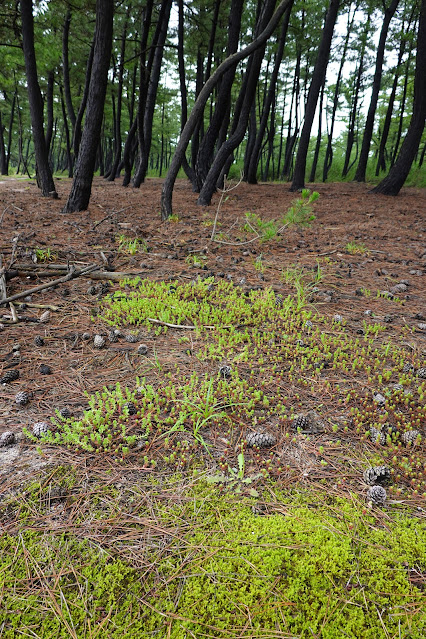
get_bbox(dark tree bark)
[133,0,171,187]
[194,0,245,190]
[372,0,426,195]
[108,8,130,181]
[390,49,412,167]
[6,92,16,174]
[161,0,293,219]
[0,111,7,174]
[341,9,371,177]
[246,0,293,184]
[290,0,340,191]
[309,78,325,183]
[45,70,54,155]
[322,1,358,182]
[62,10,76,131]
[20,0,57,196]
[73,41,94,160]
[63,0,114,213]
[59,85,73,177]
[177,0,196,185]
[354,0,401,182]
[376,5,415,175]
[197,0,278,205]
[281,46,301,178]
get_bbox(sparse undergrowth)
[27,276,426,501]
[1,473,425,638]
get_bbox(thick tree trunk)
[290,0,340,191]
[309,79,325,183]
[20,0,57,197]
[246,1,292,184]
[177,0,196,185]
[371,0,426,195]
[62,0,114,213]
[354,0,400,182]
[73,41,94,160]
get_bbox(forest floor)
[0,176,426,637]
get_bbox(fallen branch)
[0,264,98,306]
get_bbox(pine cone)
[137,344,148,355]
[333,314,343,323]
[246,431,276,448]
[291,415,310,431]
[15,391,30,406]
[87,285,97,295]
[219,365,232,379]
[403,362,414,373]
[39,364,52,375]
[416,368,426,379]
[32,422,49,437]
[0,369,19,384]
[401,430,421,446]
[390,283,407,295]
[0,431,16,447]
[93,335,106,349]
[373,392,386,406]
[393,384,404,391]
[39,310,51,323]
[124,402,137,416]
[59,407,71,419]
[369,427,386,445]
[367,485,387,506]
[34,336,45,347]
[363,466,391,486]
[108,330,119,343]
[304,320,313,329]
[275,295,283,308]
[125,333,138,343]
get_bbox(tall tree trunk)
[20,0,57,197]
[177,0,196,185]
[197,0,278,206]
[371,0,426,195]
[62,10,76,130]
[62,0,114,213]
[0,111,7,174]
[194,0,245,190]
[322,1,358,182]
[6,92,16,174]
[309,78,325,183]
[133,0,171,187]
[59,85,73,177]
[246,0,293,184]
[45,70,54,155]
[73,41,95,159]
[290,0,340,191]
[354,0,401,182]
[161,0,293,219]
[108,8,130,181]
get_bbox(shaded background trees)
[0,0,424,211]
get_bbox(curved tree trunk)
[62,0,114,213]
[161,0,293,220]
[290,0,340,191]
[371,0,426,195]
[20,0,57,197]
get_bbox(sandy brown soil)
[0,176,425,484]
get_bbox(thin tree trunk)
[59,85,73,177]
[371,0,426,195]
[6,92,16,174]
[0,111,7,174]
[290,0,340,191]
[161,0,293,219]
[62,10,76,130]
[194,0,245,190]
[309,78,325,183]
[20,0,57,196]
[133,0,171,187]
[62,0,114,213]
[197,0,278,206]
[45,70,54,155]
[246,0,293,184]
[73,40,95,160]
[354,0,401,182]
